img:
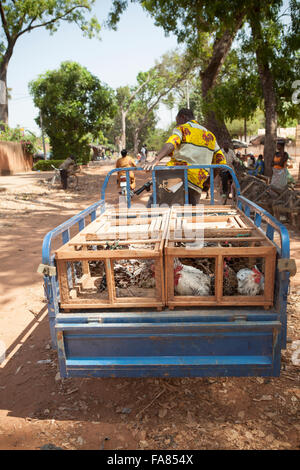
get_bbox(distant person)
[116,149,136,192]
[59,154,76,190]
[271,141,289,189]
[248,154,264,176]
[247,154,256,168]
[234,151,247,170]
[140,145,146,163]
[220,142,240,199]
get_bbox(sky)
[7,0,179,135]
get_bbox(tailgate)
[55,311,281,378]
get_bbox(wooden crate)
[55,207,170,310]
[164,205,277,308]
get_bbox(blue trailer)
[40,165,294,379]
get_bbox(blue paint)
[210,169,214,205]
[41,165,291,378]
[100,164,241,207]
[126,171,131,208]
[183,170,189,205]
[66,356,272,367]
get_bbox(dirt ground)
[0,165,299,451]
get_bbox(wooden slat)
[105,259,116,304]
[165,246,275,256]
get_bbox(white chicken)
[236,266,264,296]
[174,258,211,296]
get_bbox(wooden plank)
[263,252,276,303]
[215,254,223,302]
[171,215,237,223]
[166,298,273,307]
[56,260,70,303]
[241,180,256,195]
[165,246,275,256]
[105,258,116,304]
[55,248,161,260]
[60,300,164,309]
[167,236,266,244]
[169,228,252,239]
[165,254,175,303]
[67,238,160,247]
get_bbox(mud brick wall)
[0,141,33,175]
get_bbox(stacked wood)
[239,173,300,228]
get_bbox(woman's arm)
[143,143,174,171]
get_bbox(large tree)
[107,0,248,147]
[29,61,116,163]
[244,0,300,175]
[0,0,100,124]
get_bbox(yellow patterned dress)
[165,120,226,192]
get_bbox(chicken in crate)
[164,205,277,309]
[54,207,170,311]
[174,257,214,297]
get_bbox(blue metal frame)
[42,199,105,346]
[41,165,291,376]
[100,164,241,208]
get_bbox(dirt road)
[0,166,299,450]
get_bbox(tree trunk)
[115,136,122,154]
[119,108,127,150]
[260,68,277,176]
[0,38,16,126]
[203,110,232,148]
[250,13,277,177]
[133,129,139,157]
[200,21,244,148]
[0,58,10,126]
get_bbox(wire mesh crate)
[164,205,277,309]
[55,207,170,310]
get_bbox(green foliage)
[29,61,116,164]
[108,1,245,49]
[0,1,100,53]
[145,126,174,150]
[105,49,198,152]
[0,1,101,123]
[108,0,299,143]
[33,159,65,171]
[242,1,300,124]
[202,48,262,125]
[0,122,39,154]
[225,109,265,138]
[188,0,300,133]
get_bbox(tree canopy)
[0,0,100,123]
[29,61,116,163]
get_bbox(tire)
[50,174,60,186]
[67,174,78,189]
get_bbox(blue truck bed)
[41,165,291,378]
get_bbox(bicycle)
[49,164,79,190]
